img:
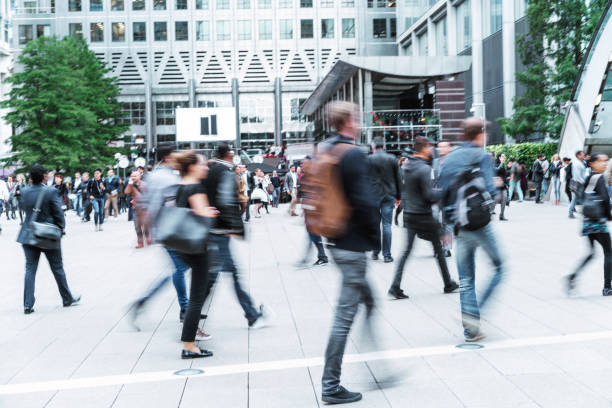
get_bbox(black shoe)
[181,349,213,359]
[536,201,544,204]
[387,288,409,300]
[313,259,329,266]
[603,288,612,296]
[384,256,394,263]
[444,281,459,294]
[371,253,379,261]
[566,275,576,296]
[63,295,81,307]
[24,308,34,315]
[499,216,508,221]
[179,310,208,323]
[444,249,452,257]
[322,386,362,404]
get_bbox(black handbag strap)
[32,186,48,223]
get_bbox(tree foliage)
[1,36,128,174]
[499,0,608,141]
[487,142,559,166]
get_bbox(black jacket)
[204,159,244,236]
[532,160,544,182]
[496,162,508,189]
[17,185,65,245]
[584,173,612,220]
[401,156,441,216]
[325,135,379,252]
[368,150,401,199]
[87,178,106,199]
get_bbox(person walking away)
[88,169,106,231]
[285,165,298,216]
[235,165,248,215]
[439,117,505,342]
[315,102,379,404]
[368,137,401,263]
[271,170,281,208]
[507,158,523,204]
[205,143,271,329]
[17,164,80,314]
[541,155,551,200]
[172,151,218,359]
[71,172,83,217]
[14,174,27,225]
[388,137,459,300]
[394,157,408,226]
[563,157,573,205]
[104,169,120,219]
[495,153,509,221]
[532,154,545,204]
[549,155,563,205]
[569,151,586,218]
[567,153,612,296]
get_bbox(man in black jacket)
[368,137,401,263]
[533,154,545,204]
[17,164,80,314]
[388,137,458,300]
[205,143,270,329]
[320,102,379,405]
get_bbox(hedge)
[486,142,558,166]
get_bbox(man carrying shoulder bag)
[17,164,80,315]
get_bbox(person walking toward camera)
[17,164,80,314]
[88,169,106,231]
[104,169,120,219]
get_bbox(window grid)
[237,0,250,8]
[300,19,313,38]
[279,19,292,39]
[90,22,104,42]
[18,25,32,44]
[237,20,251,40]
[175,21,188,40]
[196,20,210,40]
[154,21,167,40]
[112,22,125,41]
[279,0,292,6]
[216,0,229,9]
[372,18,386,38]
[176,0,188,9]
[196,0,209,8]
[320,0,333,7]
[341,0,353,6]
[69,0,81,12]
[321,18,334,38]
[342,18,354,38]
[69,23,83,38]
[258,0,271,7]
[133,22,146,41]
[90,0,103,11]
[120,102,146,125]
[300,0,312,7]
[259,19,272,40]
[156,101,188,125]
[217,20,231,40]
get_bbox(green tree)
[499,0,607,141]
[1,36,128,174]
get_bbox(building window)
[133,22,146,41]
[237,20,251,40]
[515,0,527,19]
[196,20,209,40]
[120,102,146,125]
[341,0,353,6]
[372,18,386,38]
[259,19,272,40]
[216,0,229,8]
[280,19,292,39]
[485,0,502,36]
[174,21,188,40]
[237,0,250,8]
[156,101,188,125]
[154,21,167,40]
[176,0,188,8]
[157,134,176,142]
[112,22,125,41]
[279,0,292,6]
[18,25,32,44]
[69,23,83,38]
[90,0,103,11]
[90,22,104,42]
[321,18,334,39]
[133,0,145,10]
[320,0,332,6]
[154,0,166,10]
[111,0,124,10]
[300,0,312,7]
[216,20,231,40]
[435,18,447,55]
[390,17,396,38]
[456,0,471,52]
[37,24,50,38]
[342,18,354,38]
[418,32,427,55]
[258,0,271,7]
[69,0,81,11]
[300,19,313,38]
[290,98,307,120]
[196,0,209,8]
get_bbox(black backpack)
[582,174,605,220]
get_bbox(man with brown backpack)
[302,101,379,404]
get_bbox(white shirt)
[0,180,8,201]
[291,172,297,190]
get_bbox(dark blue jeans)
[374,195,395,258]
[91,197,105,225]
[23,245,74,309]
[208,234,261,324]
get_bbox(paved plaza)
[3,202,612,407]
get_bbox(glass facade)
[69,0,81,12]
[133,22,146,41]
[120,102,146,125]
[435,17,447,56]
[237,20,251,40]
[373,18,386,38]
[456,0,471,52]
[69,23,83,38]
[217,20,231,40]
[90,22,104,42]
[484,0,502,36]
[18,25,32,44]
[196,20,210,40]
[175,21,188,40]
[321,18,334,39]
[259,19,272,40]
[112,22,125,41]
[156,101,188,125]
[154,21,167,41]
[133,0,145,10]
[90,0,103,11]
[280,19,293,39]
[300,19,313,38]
[342,18,354,38]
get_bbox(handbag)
[156,188,212,254]
[28,187,63,250]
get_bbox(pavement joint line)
[4,329,612,395]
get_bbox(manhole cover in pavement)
[455,343,484,350]
[174,368,205,376]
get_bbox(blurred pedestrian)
[495,153,508,221]
[71,172,83,217]
[235,165,248,215]
[80,172,92,222]
[569,151,586,218]
[549,155,563,205]
[104,169,120,219]
[285,165,298,216]
[124,169,149,248]
[394,157,407,226]
[88,169,106,231]
[15,174,27,225]
[271,169,281,208]
[507,157,523,203]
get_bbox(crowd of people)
[6,100,612,405]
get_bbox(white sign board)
[134,157,146,168]
[176,107,236,142]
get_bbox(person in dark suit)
[17,164,80,315]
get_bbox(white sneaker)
[195,328,212,341]
[249,304,274,330]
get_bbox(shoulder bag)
[29,187,63,250]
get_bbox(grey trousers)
[322,248,374,395]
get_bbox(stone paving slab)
[2,202,612,407]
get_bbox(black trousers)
[179,251,209,342]
[390,213,453,291]
[571,232,612,288]
[82,198,92,220]
[535,179,543,202]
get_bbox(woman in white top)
[251,169,269,218]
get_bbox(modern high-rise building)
[12,0,367,153]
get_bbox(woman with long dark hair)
[567,153,612,296]
[495,153,508,221]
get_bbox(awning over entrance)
[300,56,472,116]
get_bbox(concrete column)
[364,70,373,144]
[274,77,282,146]
[358,68,364,125]
[145,65,153,163]
[470,0,485,119]
[411,32,418,56]
[446,0,457,56]
[188,79,196,108]
[231,78,240,150]
[349,75,354,102]
[427,18,436,56]
[502,0,516,121]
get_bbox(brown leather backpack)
[301,143,354,238]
